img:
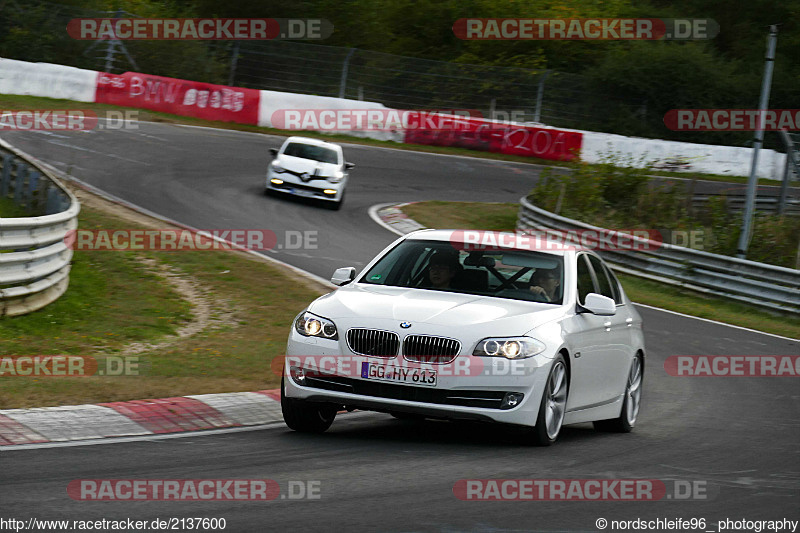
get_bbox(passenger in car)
[529,268,560,302]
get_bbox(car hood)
[309,284,563,332]
[278,155,339,175]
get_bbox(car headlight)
[473,337,546,359]
[295,311,338,340]
[327,170,345,183]
[270,161,285,173]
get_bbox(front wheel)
[529,354,568,446]
[281,377,337,433]
[594,353,643,433]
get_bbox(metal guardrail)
[0,138,79,317]
[516,196,800,314]
[691,194,800,216]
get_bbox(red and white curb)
[0,389,281,447]
[368,202,426,237]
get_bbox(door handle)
[626,317,633,327]
[604,320,612,331]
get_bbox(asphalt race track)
[2,123,798,532]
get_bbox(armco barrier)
[516,196,800,314]
[0,138,78,317]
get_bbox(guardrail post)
[14,162,27,205]
[27,170,40,212]
[46,187,60,215]
[0,154,12,197]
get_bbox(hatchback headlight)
[473,337,546,359]
[271,161,285,173]
[327,170,345,183]
[295,312,338,340]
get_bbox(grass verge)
[0,94,779,186]
[0,196,30,218]
[0,188,327,408]
[400,201,799,339]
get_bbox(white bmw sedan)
[266,136,353,210]
[281,229,645,445]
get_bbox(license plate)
[288,188,315,197]
[361,363,437,387]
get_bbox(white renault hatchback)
[265,136,353,210]
[281,229,645,445]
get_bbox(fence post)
[777,130,797,216]
[14,162,26,205]
[339,48,356,99]
[27,170,40,212]
[228,41,240,87]
[46,186,60,215]
[533,70,551,123]
[0,154,12,197]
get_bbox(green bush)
[528,157,800,268]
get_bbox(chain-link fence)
[0,0,650,134]
[230,39,648,133]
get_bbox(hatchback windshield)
[360,240,564,304]
[283,142,339,164]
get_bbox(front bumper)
[282,328,555,427]
[266,171,344,202]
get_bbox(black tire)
[281,377,337,433]
[594,352,643,433]
[529,354,568,446]
[390,412,425,421]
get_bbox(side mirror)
[331,267,356,286]
[581,293,616,316]
[344,162,355,170]
[269,148,279,157]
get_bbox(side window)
[603,263,623,304]
[576,255,596,306]
[588,255,615,302]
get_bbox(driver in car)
[426,250,461,290]
[529,268,560,302]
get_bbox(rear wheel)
[281,377,337,433]
[594,353,642,433]
[529,354,568,446]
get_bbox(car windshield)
[360,240,564,304]
[283,142,339,164]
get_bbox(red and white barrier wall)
[0,58,787,177]
[0,58,98,102]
